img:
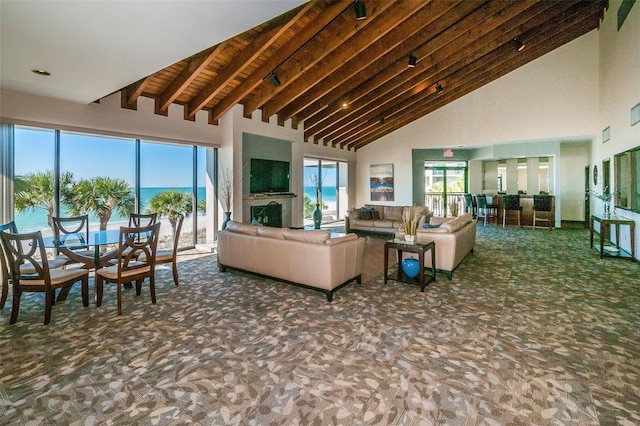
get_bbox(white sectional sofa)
[396,213,477,280]
[217,221,365,301]
[346,204,433,235]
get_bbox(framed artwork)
[370,163,394,201]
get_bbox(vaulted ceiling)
[115,0,608,151]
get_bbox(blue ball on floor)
[401,257,420,278]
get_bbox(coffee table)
[384,238,436,292]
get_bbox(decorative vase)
[404,234,416,243]
[603,201,611,217]
[401,257,420,278]
[222,211,232,229]
[313,203,322,229]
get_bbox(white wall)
[356,30,600,207]
[592,0,640,255]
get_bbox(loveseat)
[217,221,365,301]
[346,204,433,235]
[395,213,476,280]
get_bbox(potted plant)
[401,206,420,242]
[311,174,322,229]
[219,166,233,229]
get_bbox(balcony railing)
[425,192,466,217]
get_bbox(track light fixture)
[268,71,281,87]
[354,0,366,20]
[408,53,417,68]
[378,115,384,124]
[513,37,525,52]
[435,82,444,94]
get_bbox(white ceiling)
[0,0,304,104]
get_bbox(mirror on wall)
[485,156,552,195]
[614,147,639,211]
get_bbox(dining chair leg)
[135,280,142,296]
[57,286,70,302]
[150,277,157,305]
[95,278,103,307]
[1,281,8,309]
[44,289,54,325]
[81,276,89,307]
[10,290,21,324]
[117,283,123,315]
[172,261,179,286]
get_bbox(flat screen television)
[249,158,290,194]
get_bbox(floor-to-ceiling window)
[9,125,210,248]
[13,127,55,232]
[424,161,467,217]
[303,158,346,226]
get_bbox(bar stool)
[533,195,553,230]
[463,193,476,218]
[502,194,522,227]
[475,194,496,226]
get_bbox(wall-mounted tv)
[249,158,290,194]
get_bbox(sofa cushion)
[420,226,450,234]
[283,229,331,244]
[374,219,399,228]
[257,226,286,239]
[225,221,258,236]
[383,206,403,221]
[324,233,358,246]
[440,213,473,233]
[349,208,362,220]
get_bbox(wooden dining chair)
[51,215,95,266]
[129,212,158,227]
[0,221,68,309]
[137,214,184,286]
[0,229,89,325]
[95,222,160,315]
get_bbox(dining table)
[41,229,122,271]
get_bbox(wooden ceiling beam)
[157,46,221,113]
[314,0,539,144]
[347,10,603,150]
[204,0,337,122]
[244,0,396,121]
[299,0,479,136]
[262,0,430,123]
[121,76,152,109]
[332,0,583,147]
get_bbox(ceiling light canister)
[513,38,525,52]
[435,82,444,94]
[31,69,51,76]
[268,71,281,87]
[354,0,366,20]
[408,53,417,68]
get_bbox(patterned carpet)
[0,223,638,425]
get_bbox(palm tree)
[67,177,135,230]
[14,170,75,229]
[147,190,192,237]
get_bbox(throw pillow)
[423,223,441,229]
[360,207,374,220]
[372,210,380,220]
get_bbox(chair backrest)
[52,215,90,249]
[503,194,521,210]
[0,230,52,290]
[463,194,473,208]
[129,213,158,227]
[475,194,487,209]
[118,223,161,274]
[171,215,185,254]
[533,195,552,212]
[0,221,19,289]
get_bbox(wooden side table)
[590,214,636,261]
[384,238,436,292]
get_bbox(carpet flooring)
[0,223,638,425]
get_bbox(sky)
[15,127,206,188]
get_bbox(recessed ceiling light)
[31,69,51,76]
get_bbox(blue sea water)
[303,186,337,202]
[14,187,205,232]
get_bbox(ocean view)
[14,187,205,232]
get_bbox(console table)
[384,239,436,292]
[590,214,636,261]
